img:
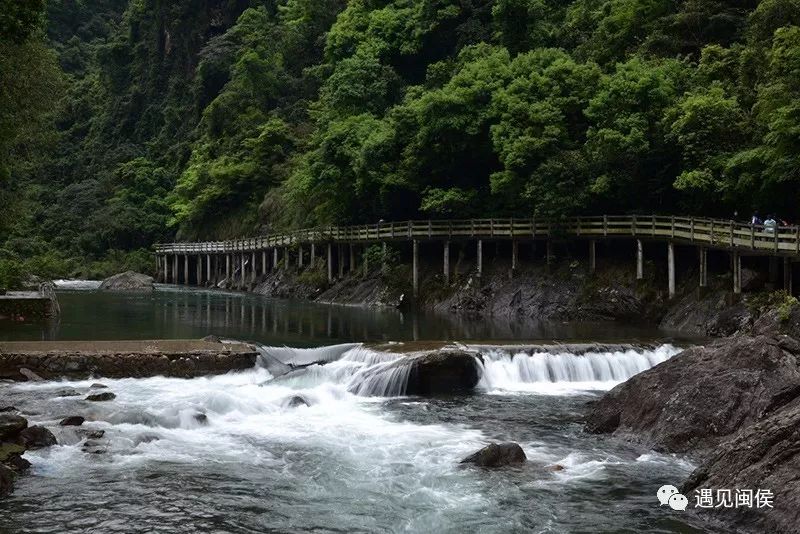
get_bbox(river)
[0,285,716,532]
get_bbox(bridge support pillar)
[477,239,483,278]
[252,252,257,284]
[162,255,168,283]
[327,244,333,283]
[589,240,596,274]
[363,247,369,277]
[285,247,290,270]
[349,244,355,274]
[511,240,518,275]
[196,255,202,286]
[206,255,211,286]
[298,246,303,269]
[225,254,231,286]
[733,251,742,294]
[636,239,644,280]
[273,248,278,270]
[239,254,246,290]
[183,255,189,286]
[261,250,267,276]
[785,258,792,294]
[699,248,708,288]
[769,257,779,285]
[338,245,344,279]
[310,244,316,269]
[413,239,419,297]
[443,241,450,285]
[668,242,675,298]
[172,255,178,284]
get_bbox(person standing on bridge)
[751,211,762,226]
[764,214,778,233]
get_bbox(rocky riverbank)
[585,305,800,533]
[242,253,773,338]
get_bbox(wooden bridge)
[155,215,800,297]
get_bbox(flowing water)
[0,286,715,532]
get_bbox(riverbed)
[0,286,715,532]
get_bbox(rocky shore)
[585,306,800,533]
[1,412,57,497]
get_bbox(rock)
[84,430,105,439]
[0,414,27,440]
[59,416,85,426]
[546,464,565,472]
[202,335,221,343]
[53,388,81,397]
[0,464,15,497]
[4,454,30,472]
[90,383,108,389]
[0,407,17,413]
[86,392,116,402]
[460,442,527,467]
[404,350,481,395]
[283,395,310,408]
[15,425,57,449]
[99,271,154,291]
[682,396,800,534]
[18,367,43,381]
[0,442,25,462]
[660,289,751,337]
[193,413,208,425]
[585,335,800,454]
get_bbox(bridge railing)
[154,215,800,256]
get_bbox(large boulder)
[585,335,800,454]
[0,464,15,498]
[683,396,800,533]
[349,349,481,396]
[405,350,481,395]
[99,271,154,291]
[460,442,527,467]
[15,425,57,449]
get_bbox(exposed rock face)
[659,288,752,336]
[99,271,154,291]
[585,335,800,453]
[0,464,14,498]
[404,350,481,395]
[461,442,526,467]
[682,397,800,534]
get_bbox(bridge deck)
[155,216,800,257]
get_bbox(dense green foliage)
[2,0,800,284]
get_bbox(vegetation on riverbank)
[2,0,800,286]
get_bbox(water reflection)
[0,285,679,346]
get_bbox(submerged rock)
[283,395,310,408]
[585,335,800,454]
[193,413,208,425]
[53,388,81,397]
[99,271,154,291]
[90,383,108,389]
[461,442,526,467]
[59,416,85,426]
[18,368,43,382]
[82,429,105,440]
[15,425,57,449]
[0,415,27,440]
[86,392,116,402]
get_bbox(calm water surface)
[0,286,714,533]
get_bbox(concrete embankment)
[0,339,257,380]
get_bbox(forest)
[1,0,799,285]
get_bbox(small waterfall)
[478,345,680,392]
